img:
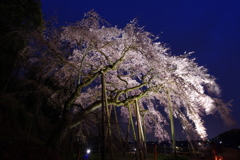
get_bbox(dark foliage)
[0,0,44,92]
[217,128,240,148]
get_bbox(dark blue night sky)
[41,0,240,139]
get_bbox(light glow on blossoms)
[31,10,234,142]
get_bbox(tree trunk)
[46,113,73,149]
[46,72,101,149]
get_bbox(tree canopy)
[19,10,234,148]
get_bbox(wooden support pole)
[167,89,176,155]
[26,121,32,141]
[101,71,105,160]
[154,144,157,160]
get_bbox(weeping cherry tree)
[23,11,234,152]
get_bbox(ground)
[0,140,63,160]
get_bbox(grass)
[76,152,189,160]
[68,147,240,160]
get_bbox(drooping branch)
[70,86,153,129]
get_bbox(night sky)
[40,0,240,140]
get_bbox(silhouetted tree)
[0,0,44,92]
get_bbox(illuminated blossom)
[30,10,233,142]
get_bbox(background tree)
[0,0,44,92]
